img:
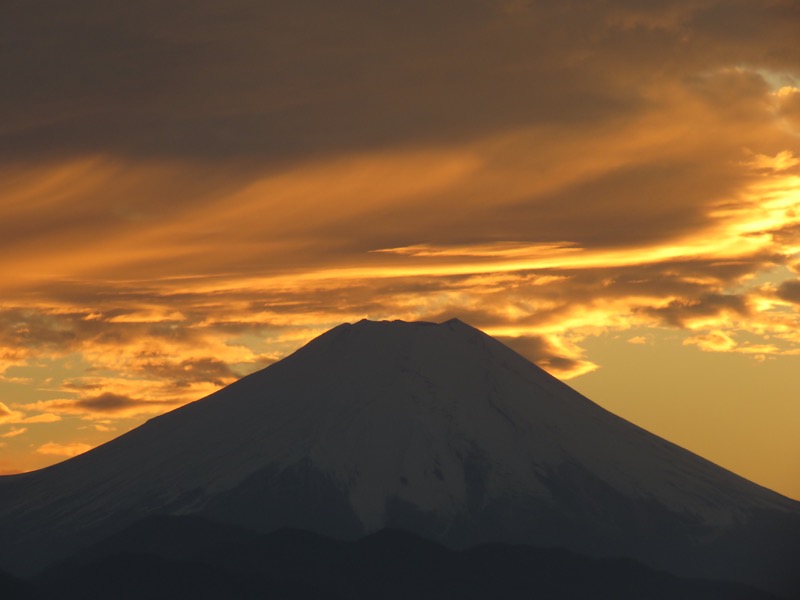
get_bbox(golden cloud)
[0,402,61,425]
[684,331,738,353]
[36,442,93,458]
[1,427,28,439]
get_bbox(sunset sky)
[1,0,799,500]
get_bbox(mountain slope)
[0,319,798,595]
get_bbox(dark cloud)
[496,335,590,375]
[139,357,241,387]
[34,392,179,416]
[641,293,751,328]
[76,392,147,413]
[764,222,800,248]
[496,162,748,249]
[2,2,795,283]
[687,0,800,70]
[0,306,186,354]
[3,0,761,162]
[776,280,800,304]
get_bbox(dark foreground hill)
[1,319,798,596]
[23,517,780,600]
[0,569,38,600]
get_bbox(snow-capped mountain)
[0,319,797,594]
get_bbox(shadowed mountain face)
[0,319,798,596]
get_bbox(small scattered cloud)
[628,336,648,345]
[0,402,59,425]
[742,150,800,173]
[24,413,62,424]
[36,442,93,458]
[138,357,240,388]
[684,331,738,352]
[1,427,27,438]
[76,392,149,413]
[683,331,781,355]
[28,392,181,420]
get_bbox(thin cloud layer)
[1,427,28,439]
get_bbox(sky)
[1,0,799,499]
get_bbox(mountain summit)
[1,319,798,594]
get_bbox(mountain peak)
[346,317,475,330]
[344,317,474,332]
[290,318,497,375]
[1,320,798,595]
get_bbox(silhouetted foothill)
[32,521,782,600]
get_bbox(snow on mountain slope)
[0,319,798,593]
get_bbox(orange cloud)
[1,427,28,438]
[36,442,93,458]
[683,331,738,352]
[0,402,61,425]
